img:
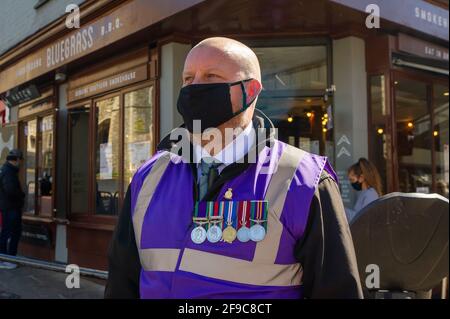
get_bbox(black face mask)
[176,79,256,133]
[351,181,362,191]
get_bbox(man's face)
[182,45,260,130]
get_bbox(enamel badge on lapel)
[224,188,233,200]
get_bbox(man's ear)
[246,79,262,104]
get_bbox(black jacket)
[105,111,364,299]
[0,161,25,211]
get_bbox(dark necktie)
[198,158,221,200]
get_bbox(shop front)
[17,87,56,260]
[367,33,449,196]
[0,0,447,269]
[63,47,156,268]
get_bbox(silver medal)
[207,224,222,243]
[249,224,266,242]
[237,226,251,243]
[191,225,207,244]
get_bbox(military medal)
[207,201,223,243]
[191,202,208,244]
[222,201,237,243]
[249,224,265,242]
[191,225,207,244]
[207,224,222,243]
[249,200,268,242]
[237,201,250,243]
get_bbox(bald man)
[105,37,363,299]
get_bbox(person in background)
[345,158,382,222]
[0,149,25,262]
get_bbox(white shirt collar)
[193,121,255,168]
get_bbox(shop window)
[69,107,90,214]
[24,119,37,214]
[253,45,332,160]
[68,83,155,217]
[395,78,432,193]
[124,86,154,193]
[20,114,55,216]
[37,115,54,217]
[368,75,390,194]
[433,84,449,198]
[95,96,120,215]
[253,46,327,91]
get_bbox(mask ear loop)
[230,79,257,116]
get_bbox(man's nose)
[191,75,205,85]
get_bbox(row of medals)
[191,188,267,244]
[191,219,266,244]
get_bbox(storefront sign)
[0,0,205,94]
[18,98,54,119]
[398,33,449,61]
[21,223,52,247]
[3,85,40,107]
[330,0,449,41]
[335,133,355,206]
[67,64,147,102]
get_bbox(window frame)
[67,80,156,224]
[67,102,92,216]
[18,109,57,218]
[367,66,449,194]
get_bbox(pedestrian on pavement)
[105,37,363,299]
[0,149,25,257]
[345,158,382,222]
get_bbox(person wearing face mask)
[0,149,25,262]
[345,158,383,222]
[105,37,362,299]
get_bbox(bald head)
[192,37,261,82]
[183,37,261,86]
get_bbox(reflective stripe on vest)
[132,153,175,271]
[253,144,306,263]
[133,144,306,286]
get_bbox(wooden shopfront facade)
[0,0,448,269]
[64,47,158,268]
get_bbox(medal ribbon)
[261,200,268,231]
[227,202,233,226]
[250,200,269,230]
[238,201,250,228]
[207,201,221,228]
[193,201,208,229]
[223,201,237,229]
[250,201,256,227]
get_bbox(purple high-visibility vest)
[130,140,335,299]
